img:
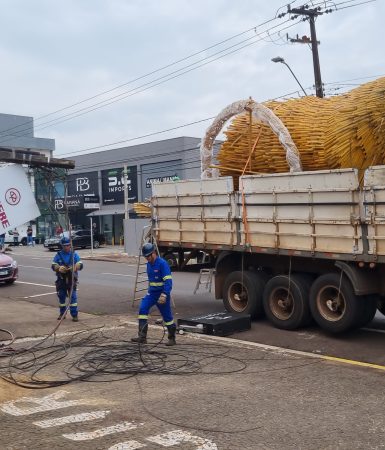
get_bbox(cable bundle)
[215,77,385,184]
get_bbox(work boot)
[131,322,148,344]
[57,315,66,320]
[72,316,79,322]
[165,324,176,346]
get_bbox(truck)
[151,165,385,333]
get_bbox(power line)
[0,6,295,142]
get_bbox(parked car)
[0,252,18,284]
[45,229,105,251]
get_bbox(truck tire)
[309,273,361,333]
[223,270,265,318]
[163,253,178,269]
[263,274,312,330]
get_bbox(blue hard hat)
[61,237,71,246]
[142,242,155,257]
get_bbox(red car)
[0,252,18,284]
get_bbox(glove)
[58,265,68,273]
[74,262,82,271]
[158,293,167,304]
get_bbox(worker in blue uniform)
[131,243,176,346]
[51,237,83,321]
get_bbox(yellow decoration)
[216,77,385,184]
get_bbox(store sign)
[0,164,40,232]
[83,195,100,210]
[54,197,83,210]
[67,171,99,197]
[102,166,138,205]
[146,174,179,188]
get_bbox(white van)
[3,224,37,246]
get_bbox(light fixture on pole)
[271,56,307,96]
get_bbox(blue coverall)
[138,256,174,332]
[51,250,83,318]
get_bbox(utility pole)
[123,164,128,220]
[288,5,324,98]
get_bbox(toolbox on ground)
[177,312,251,336]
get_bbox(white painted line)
[15,281,55,288]
[147,430,217,449]
[19,291,57,299]
[34,410,111,428]
[108,441,145,450]
[0,391,90,416]
[63,421,143,441]
[101,272,136,277]
[19,265,50,270]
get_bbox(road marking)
[19,291,57,299]
[19,265,50,270]
[34,410,111,428]
[321,355,385,371]
[147,430,218,449]
[63,421,143,441]
[190,333,385,372]
[15,281,55,288]
[0,391,91,416]
[101,272,136,277]
[108,441,145,449]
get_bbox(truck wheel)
[263,274,312,330]
[223,270,265,318]
[163,253,178,269]
[355,295,378,328]
[309,273,361,333]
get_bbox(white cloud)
[0,0,383,156]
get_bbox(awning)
[87,207,124,217]
[87,206,138,217]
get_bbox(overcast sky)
[0,0,384,157]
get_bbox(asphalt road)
[2,245,385,366]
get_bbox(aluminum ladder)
[131,225,159,307]
[193,268,215,294]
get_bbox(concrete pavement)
[1,288,385,449]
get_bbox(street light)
[271,56,307,96]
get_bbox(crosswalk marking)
[63,421,143,441]
[34,410,110,428]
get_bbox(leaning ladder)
[193,268,216,294]
[131,225,159,307]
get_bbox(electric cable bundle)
[215,77,385,184]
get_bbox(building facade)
[61,136,209,245]
[0,113,56,240]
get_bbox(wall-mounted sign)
[83,195,100,210]
[146,174,179,188]
[54,197,83,210]
[102,166,138,205]
[67,171,99,197]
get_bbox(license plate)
[0,270,8,275]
